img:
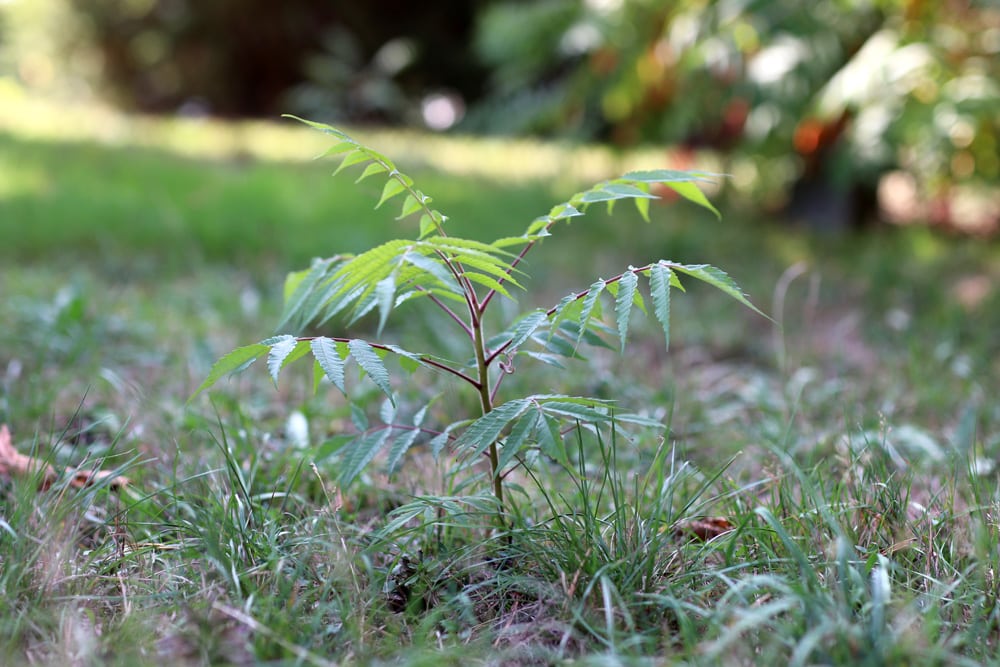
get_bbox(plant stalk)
[472,317,506,526]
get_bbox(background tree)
[0,0,490,121]
[466,0,999,231]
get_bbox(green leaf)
[543,332,586,360]
[536,412,569,469]
[507,310,548,351]
[429,424,457,458]
[283,114,341,136]
[348,339,394,404]
[278,256,342,331]
[451,253,524,291]
[401,252,462,294]
[322,141,356,156]
[350,402,368,431]
[672,263,766,317]
[376,177,407,209]
[461,271,514,299]
[576,279,605,349]
[386,426,421,474]
[526,217,551,235]
[311,336,346,394]
[661,181,721,219]
[191,343,270,399]
[356,162,387,183]
[623,169,716,184]
[382,344,424,375]
[490,235,537,249]
[649,263,672,351]
[635,195,651,222]
[614,270,638,352]
[379,398,396,426]
[611,411,665,428]
[412,404,429,428]
[333,149,370,175]
[522,351,565,368]
[339,429,391,486]
[398,194,423,219]
[282,267,310,305]
[580,187,618,204]
[497,412,539,474]
[418,214,435,238]
[549,203,583,220]
[456,399,530,459]
[424,235,519,259]
[540,401,612,423]
[603,183,658,199]
[548,293,582,341]
[266,335,298,386]
[374,273,396,335]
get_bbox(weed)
[195,118,764,528]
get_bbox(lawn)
[1,91,999,666]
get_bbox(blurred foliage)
[0,0,488,121]
[466,0,999,231]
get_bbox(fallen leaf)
[0,424,129,491]
[672,517,734,542]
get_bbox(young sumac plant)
[194,117,764,524]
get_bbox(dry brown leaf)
[672,517,735,542]
[0,424,129,491]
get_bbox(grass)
[1,89,1000,665]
